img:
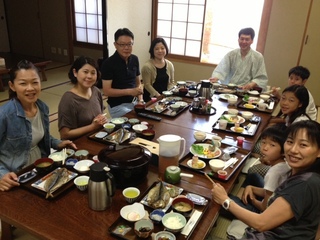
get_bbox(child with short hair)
[230,125,291,213]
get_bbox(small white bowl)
[227,109,239,115]
[260,94,270,101]
[73,160,94,174]
[162,91,173,97]
[227,97,238,105]
[110,118,125,126]
[49,151,68,166]
[242,111,254,120]
[123,187,140,203]
[188,90,197,97]
[73,176,89,191]
[132,124,148,133]
[162,212,187,233]
[155,231,176,240]
[103,123,115,133]
[209,159,225,172]
[193,131,206,142]
[175,101,188,108]
[120,202,145,222]
[170,104,180,111]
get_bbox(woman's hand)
[58,140,77,150]
[93,113,108,126]
[0,172,20,191]
[211,183,228,205]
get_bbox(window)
[153,0,270,65]
[73,0,103,46]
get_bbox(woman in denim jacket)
[0,60,76,191]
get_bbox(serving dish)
[218,93,237,100]
[31,167,78,198]
[190,143,222,159]
[140,181,183,212]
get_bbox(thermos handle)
[196,83,200,95]
[106,172,116,197]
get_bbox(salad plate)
[220,114,245,124]
[190,143,222,159]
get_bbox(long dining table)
[0,92,273,240]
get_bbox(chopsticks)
[204,172,216,186]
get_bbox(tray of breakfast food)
[237,94,278,113]
[179,140,250,181]
[18,165,78,199]
[212,110,261,137]
[108,181,210,240]
[143,97,191,117]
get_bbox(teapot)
[164,166,193,184]
[88,162,116,211]
[196,79,214,100]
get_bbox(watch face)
[223,199,230,210]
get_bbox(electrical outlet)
[63,49,68,56]
[58,48,62,54]
[51,47,56,54]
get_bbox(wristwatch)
[222,198,233,210]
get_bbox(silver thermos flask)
[88,162,116,211]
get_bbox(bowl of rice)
[162,212,187,233]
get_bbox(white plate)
[221,114,245,124]
[31,168,78,193]
[219,94,237,100]
[190,143,222,159]
[230,126,245,133]
[242,97,264,104]
[248,90,259,95]
[95,131,108,139]
[175,101,188,107]
[187,159,206,169]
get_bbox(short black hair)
[149,38,169,58]
[238,28,255,40]
[260,124,287,153]
[114,28,134,42]
[288,66,310,80]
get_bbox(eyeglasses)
[116,42,134,48]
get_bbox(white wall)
[107,0,152,67]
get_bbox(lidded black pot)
[98,145,151,188]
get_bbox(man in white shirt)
[210,27,268,91]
